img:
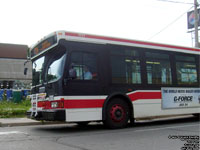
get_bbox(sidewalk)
[0,118,43,127]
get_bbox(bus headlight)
[51,101,64,108]
[51,102,58,108]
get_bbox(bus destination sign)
[31,35,57,58]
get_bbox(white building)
[0,43,32,89]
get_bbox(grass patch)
[0,100,31,118]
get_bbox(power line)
[148,6,193,40]
[157,0,193,5]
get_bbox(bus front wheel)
[104,98,130,129]
[193,114,200,118]
[76,121,90,127]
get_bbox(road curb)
[0,118,67,127]
[0,115,197,127]
[0,122,43,127]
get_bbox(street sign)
[187,9,200,29]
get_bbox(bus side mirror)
[24,68,28,75]
[24,59,31,75]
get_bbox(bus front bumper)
[27,110,66,121]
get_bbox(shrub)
[0,99,31,118]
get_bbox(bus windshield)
[32,56,45,86]
[46,53,66,83]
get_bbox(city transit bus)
[27,31,200,129]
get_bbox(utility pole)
[194,0,199,47]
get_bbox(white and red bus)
[27,31,200,128]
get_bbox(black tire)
[77,121,90,127]
[193,114,200,119]
[104,98,130,129]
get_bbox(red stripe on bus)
[38,101,50,109]
[128,91,161,101]
[63,92,161,109]
[64,99,105,109]
[37,91,162,109]
[37,101,43,107]
[65,32,200,52]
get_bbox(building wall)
[0,58,32,89]
[0,43,27,59]
[0,43,32,89]
[0,58,32,80]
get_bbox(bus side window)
[145,52,172,85]
[110,49,141,84]
[175,55,198,85]
[70,52,98,80]
[69,63,77,79]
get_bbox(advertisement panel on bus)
[162,87,200,109]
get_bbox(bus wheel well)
[102,94,133,121]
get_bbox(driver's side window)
[69,52,98,80]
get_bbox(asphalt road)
[0,116,199,150]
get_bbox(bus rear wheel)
[104,98,130,129]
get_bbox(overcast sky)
[0,0,197,47]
